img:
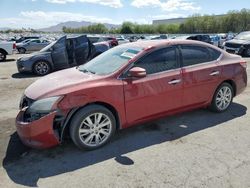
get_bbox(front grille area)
[225,42,242,48]
[20,95,34,109]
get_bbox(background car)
[16,35,109,75]
[16,40,247,150]
[88,36,118,47]
[217,33,227,48]
[9,36,39,43]
[210,35,220,47]
[116,37,130,45]
[175,34,212,44]
[188,34,212,44]
[16,39,51,54]
[0,40,16,61]
[150,34,168,40]
[224,31,250,57]
[128,36,139,42]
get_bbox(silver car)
[17,39,51,54]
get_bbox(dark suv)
[224,31,250,57]
[187,35,212,44]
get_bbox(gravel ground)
[0,53,250,188]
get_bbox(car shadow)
[0,59,16,63]
[11,73,39,79]
[2,102,247,187]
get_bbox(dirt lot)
[0,53,250,188]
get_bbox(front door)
[51,36,69,70]
[123,46,183,125]
[74,35,90,65]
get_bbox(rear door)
[123,46,183,125]
[180,44,222,107]
[74,35,90,65]
[51,36,69,70]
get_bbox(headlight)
[25,96,62,121]
[27,96,62,114]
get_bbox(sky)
[0,0,249,29]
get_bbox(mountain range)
[38,21,119,32]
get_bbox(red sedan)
[16,40,247,150]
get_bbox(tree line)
[63,9,250,34]
[0,28,38,34]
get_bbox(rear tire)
[209,83,233,113]
[33,60,51,76]
[70,105,116,150]
[0,50,6,61]
[18,48,26,54]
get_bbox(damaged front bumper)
[16,109,60,149]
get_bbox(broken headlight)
[25,96,62,122]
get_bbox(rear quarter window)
[207,47,221,61]
[180,45,210,66]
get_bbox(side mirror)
[128,67,146,78]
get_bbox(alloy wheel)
[35,61,49,75]
[78,113,112,147]
[215,86,232,111]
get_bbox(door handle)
[168,79,181,85]
[209,71,220,76]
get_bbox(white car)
[116,37,130,45]
[0,41,16,61]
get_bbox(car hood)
[19,51,51,60]
[226,39,250,45]
[25,67,101,100]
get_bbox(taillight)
[13,43,16,49]
[240,61,247,69]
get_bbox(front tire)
[0,50,6,61]
[209,83,233,113]
[33,60,51,76]
[70,105,116,150]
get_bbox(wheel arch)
[18,47,26,53]
[222,79,237,97]
[209,79,237,105]
[0,48,8,55]
[60,101,121,142]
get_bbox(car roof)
[120,39,215,50]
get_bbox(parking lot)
[0,53,250,187]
